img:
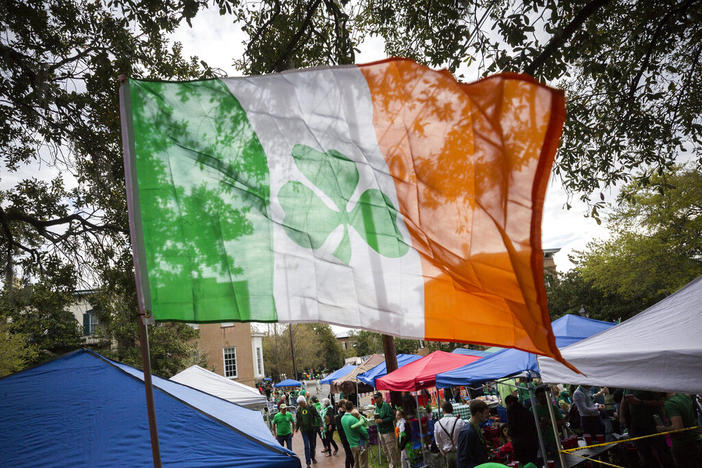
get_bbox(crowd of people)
[265,379,701,468]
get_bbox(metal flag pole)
[527,385,548,468]
[545,387,568,468]
[119,74,162,468]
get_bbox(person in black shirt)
[505,395,538,464]
[457,400,490,467]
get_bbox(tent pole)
[545,387,567,468]
[119,74,162,468]
[415,393,426,466]
[528,386,548,468]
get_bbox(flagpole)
[119,74,163,468]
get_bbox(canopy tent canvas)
[357,353,422,387]
[376,350,482,392]
[331,354,385,394]
[275,379,302,387]
[452,348,493,357]
[0,349,299,468]
[170,365,267,410]
[538,276,702,394]
[320,363,357,385]
[436,314,615,388]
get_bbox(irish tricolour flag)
[121,58,568,364]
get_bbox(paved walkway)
[290,430,347,468]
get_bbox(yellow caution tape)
[560,425,700,453]
[565,452,625,468]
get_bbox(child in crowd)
[395,409,413,468]
[350,409,370,449]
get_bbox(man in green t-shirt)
[374,392,399,468]
[658,393,700,467]
[622,389,669,465]
[272,404,295,449]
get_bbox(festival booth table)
[0,349,300,468]
[171,365,268,410]
[357,353,422,388]
[331,354,385,395]
[537,276,702,467]
[319,364,356,385]
[376,351,483,464]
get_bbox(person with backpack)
[295,396,323,468]
[434,401,465,468]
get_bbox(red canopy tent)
[375,350,482,391]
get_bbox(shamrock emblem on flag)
[278,144,409,264]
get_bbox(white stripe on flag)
[222,68,425,337]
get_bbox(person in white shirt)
[433,401,466,468]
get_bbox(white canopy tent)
[538,276,702,394]
[170,365,268,409]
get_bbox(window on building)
[256,347,263,375]
[220,322,234,328]
[83,310,99,336]
[223,347,237,378]
[342,341,347,350]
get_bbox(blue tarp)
[275,379,302,387]
[320,364,356,385]
[357,354,422,387]
[0,349,300,468]
[436,314,615,388]
[451,349,492,357]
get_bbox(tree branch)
[628,0,695,102]
[269,0,323,73]
[525,0,612,76]
[2,209,126,235]
[245,0,282,58]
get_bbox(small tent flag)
[121,58,570,366]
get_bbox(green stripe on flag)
[129,79,276,322]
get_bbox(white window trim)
[222,347,238,379]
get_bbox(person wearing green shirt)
[296,396,323,468]
[374,392,399,468]
[535,386,565,460]
[272,404,295,450]
[341,401,369,468]
[658,393,700,467]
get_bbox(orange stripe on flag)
[359,59,574,370]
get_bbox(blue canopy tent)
[320,364,356,385]
[0,349,300,468]
[357,353,422,387]
[436,314,615,388]
[275,379,302,387]
[451,348,492,357]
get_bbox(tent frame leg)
[415,394,426,467]
[546,387,568,468]
[528,386,548,468]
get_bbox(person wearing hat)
[374,392,399,468]
[273,403,295,449]
[296,395,323,467]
